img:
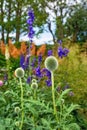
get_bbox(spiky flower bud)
[32,79,37,83]
[15,67,24,78]
[15,121,20,127]
[31,82,38,89]
[14,107,20,114]
[45,56,58,72]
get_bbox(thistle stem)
[19,78,24,130]
[51,72,58,121]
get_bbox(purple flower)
[41,68,51,78]
[58,46,64,58]
[20,54,29,70]
[63,84,69,90]
[35,66,42,78]
[69,91,74,96]
[38,54,42,65]
[20,55,25,69]
[27,76,32,84]
[58,40,62,45]
[47,50,53,56]
[0,80,3,86]
[63,48,69,57]
[58,46,69,58]
[27,8,35,42]
[45,79,52,87]
[31,57,36,67]
[4,74,8,81]
[56,86,61,92]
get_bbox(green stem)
[34,89,37,100]
[51,72,58,121]
[19,78,24,130]
[28,42,32,77]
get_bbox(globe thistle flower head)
[45,56,58,72]
[31,82,38,89]
[14,107,20,114]
[15,67,24,78]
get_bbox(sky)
[0,0,81,45]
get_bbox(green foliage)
[66,6,87,42]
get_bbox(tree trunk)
[6,0,11,43]
[72,32,77,42]
[15,2,22,42]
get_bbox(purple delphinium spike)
[41,68,51,87]
[20,55,25,69]
[38,54,42,66]
[31,57,36,68]
[20,54,30,70]
[35,66,42,78]
[47,50,53,56]
[27,8,35,42]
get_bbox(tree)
[66,5,87,42]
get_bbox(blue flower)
[58,46,69,58]
[27,76,32,84]
[58,40,62,45]
[20,54,29,70]
[47,50,53,56]
[27,8,35,42]
[35,66,42,78]
[38,54,42,65]
[45,79,52,87]
[58,46,64,58]
[31,57,36,68]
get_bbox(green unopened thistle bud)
[31,82,38,89]
[26,91,31,96]
[32,79,37,83]
[14,107,20,114]
[45,56,58,72]
[15,121,20,127]
[15,67,24,78]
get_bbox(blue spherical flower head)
[45,56,58,72]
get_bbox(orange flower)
[30,43,36,55]
[0,40,5,54]
[20,42,27,54]
[37,44,46,56]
